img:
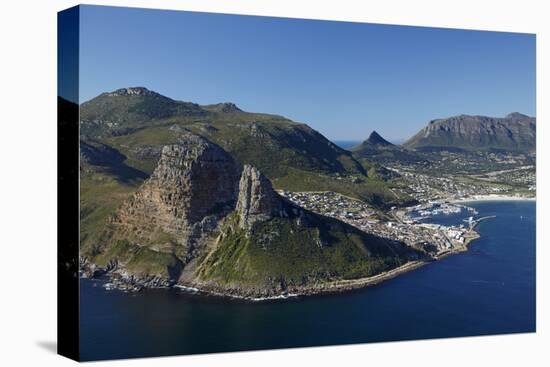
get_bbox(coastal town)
[278,190,482,258]
[387,165,535,203]
[277,146,536,261]
[387,149,535,176]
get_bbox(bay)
[80,200,535,361]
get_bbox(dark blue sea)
[80,200,536,361]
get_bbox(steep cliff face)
[87,133,418,297]
[79,87,404,208]
[109,134,240,264]
[144,136,240,224]
[236,165,286,229]
[403,113,536,152]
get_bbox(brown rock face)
[236,165,285,229]
[403,113,536,152]
[151,137,240,223]
[91,134,417,295]
[112,134,241,261]
[107,133,291,280]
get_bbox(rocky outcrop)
[236,165,286,229]
[107,87,166,97]
[94,133,297,286]
[202,102,242,113]
[149,136,240,223]
[88,133,419,297]
[98,139,297,290]
[108,133,292,268]
[364,131,394,147]
[111,134,241,261]
[403,113,536,152]
[351,131,427,166]
[80,87,207,137]
[130,145,163,163]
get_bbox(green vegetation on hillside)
[197,213,413,287]
[93,239,182,279]
[80,172,140,253]
[80,87,404,208]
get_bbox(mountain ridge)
[404,113,536,152]
[351,130,427,166]
[79,87,404,207]
[83,133,419,297]
[364,131,394,147]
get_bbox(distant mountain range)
[86,133,418,298]
[352,112,535,167]
[74,86,536,298]
[79,87,403,206]
[403,113,536,152]
[351,131,428,165]
[78,87,415,296]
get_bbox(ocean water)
[80,200,536,361]
[332,140,361,149]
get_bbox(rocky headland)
[81,133,422,299]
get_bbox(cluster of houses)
[279,190,470,255]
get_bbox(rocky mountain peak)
[219,102,241,112]
[145,134,240,223]
[505,112,531,120]
[366,131,393,146]
[203,102,242,113]
[112,134,241,259]
[404,113,536,152]
[236,165,284,229]
[108,87,164,97]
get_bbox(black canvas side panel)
[57,5,80,362]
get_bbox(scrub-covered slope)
[82,134,419,298]
[80,87,404,206]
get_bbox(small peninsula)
[78,88,535,300]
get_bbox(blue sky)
[79,5,536,141]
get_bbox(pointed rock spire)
[236,165,284,228]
